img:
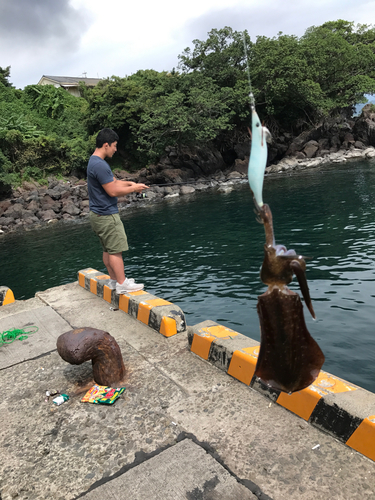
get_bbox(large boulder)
[61,199,81,216]
[38,209,58,221]
[285,130,313,156]
[163,145,226,177]
[180,185,195,195]
[0,200,11,216]
[303,140,319,158]
[21,181,39,191]
[234,141,251,160]
[233,158,248,174]
[0,216,15,228]
[41,195,61,212]
[330,134,341,151]
[342,132,355,149]
[353,104,375,146]
[45,188,62,200]
[140,166,195,186]
[3,203,24,219]
[26,200,40,213]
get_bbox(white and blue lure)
[248,103,271,208]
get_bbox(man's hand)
[133,183,149,193]
[102,179,149,197]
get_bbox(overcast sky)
[1,0,375,89]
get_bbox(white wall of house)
[37,76,101,97]
[38,77,80,97]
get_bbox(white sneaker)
[116,278,144,294]
[108,278,135,289]
[107,279,117,289]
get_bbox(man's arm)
[102,179,149,197]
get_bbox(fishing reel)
[136,192,147,199]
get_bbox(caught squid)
[248,108,325,393]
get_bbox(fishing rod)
[134,176,247,197]
[144,177,246,188]
[138,163,349,190]
[134,165,356,198]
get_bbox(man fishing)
[87,128,149,294]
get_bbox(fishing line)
[242,32,255,110]
[138,34,255,193]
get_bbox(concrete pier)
[0,279,374,500]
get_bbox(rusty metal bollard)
[57,327,126,386]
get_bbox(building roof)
[38,75,102,86]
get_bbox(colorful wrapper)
[81,385,125,405]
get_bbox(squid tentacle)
[290,260,316,319]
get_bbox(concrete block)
[0,306,71,368]
[82,438,257,500]
[78,267,103,292]
[188,320,259,377]
[187,319,375,463]
[0,286,15,306]
[346,415,375,461]
[77,269,186,337]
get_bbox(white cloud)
[2,0,375,88]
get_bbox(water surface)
[1,161,375,392]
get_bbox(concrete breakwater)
[1,145,375,235]
[1,277,375,500]
[77,268,375,465]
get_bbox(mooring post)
[57,327,125,386]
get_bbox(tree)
[254,21,375,128]
[301,20,375,111]
[0,81,90,184]
[250,33,326,127]
[178,27,250,88]
[84,69,235,165]
[178,22,375,131]
[133,72,235,161]
[178,27,254,134]
[0,66,13,88]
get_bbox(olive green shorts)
[89,211,129,254]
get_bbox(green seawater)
[1,160,375,392]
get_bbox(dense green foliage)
[0,66,13,88]
[1,20,375,188]
[250,20,375,127]
[85,70,236,165]
[0,80,93,188]
[178,21,375,130]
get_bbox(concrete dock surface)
[0,282,374,500]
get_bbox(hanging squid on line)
[245,75,325,394]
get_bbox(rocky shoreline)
[1,144,375,235]
[1,102,375,234]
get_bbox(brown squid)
[253,203,325,393]
[247,104,324,393]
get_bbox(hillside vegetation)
[1,20,375,191]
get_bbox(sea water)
[1,160,375,392]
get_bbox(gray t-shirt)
[87,155,118,215]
